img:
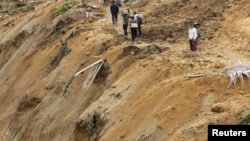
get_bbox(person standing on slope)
[110,0,119,25]
[129,16,138,42]
[194,22,201,50]
[121,9,130,36]
[133,11,142,37]
[188,23,198,51]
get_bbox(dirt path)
[104,3,136,41]
[105,5,124,35]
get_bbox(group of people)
[110,0,142,42]
[110,1,202,49]
[188,22,202,51]
[121,10,142,42]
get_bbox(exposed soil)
[0,0,250,141]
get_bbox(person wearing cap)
[188,23,198,51]
[121,9,130,36]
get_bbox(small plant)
[181,127,198,135]
[21,2,36,11]
[238,109,250,125]
[56,0,72,15]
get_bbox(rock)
[146,44,162,54]
[167,37,175,43]
[85,52,90,56]
[211,103,226,113]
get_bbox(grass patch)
[181,127,198,135]
[238,109,250,125]
[56,0,72,15]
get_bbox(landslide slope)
[0,0,250,141]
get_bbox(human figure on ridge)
[194,22,202,50]
[133,11,142,37]
[129,16,138,42]
[121,9,130,36]
[188,23,198,51]
[110,0,119,25]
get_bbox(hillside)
[0,0,250,141]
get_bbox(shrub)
[238,109,250,125]
[56,0,72,15]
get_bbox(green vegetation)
[56,0,72,15]
[181,127,198,135]
[21,2,36,11]
[0,2,16,13]
[238,109,250,125]
[0,1,37,13]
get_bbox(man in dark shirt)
[110,0,119,25]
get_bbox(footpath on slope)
[103,1,176,51]
[104,2,135,42]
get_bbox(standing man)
[133,12,142,37]
[121,9,130,36]
[188,23,198,51]
[129,16,138,42]
[194,22,201,50]
[110,0,119,25]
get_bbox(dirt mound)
[17,96,41,112]
[74,111,107,141]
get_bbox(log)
[74,59,103,77]
[186,73,211,78]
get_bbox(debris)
[74,60,103,77]
[86,12,89,18]
[74,59,111,90]
[120,45,141,57]
[146,44,161,54]
[186,73,212,78]
[211,103,226,113]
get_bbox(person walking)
[188,23,198,51]
[121,9,130,36]
[110,0,119,25]
[133,12,142,37]
[129,16,138,42]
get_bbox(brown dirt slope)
[0,0,250,141]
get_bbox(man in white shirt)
[133,12,142,37]
[188,23,198,51]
